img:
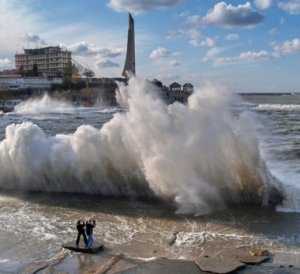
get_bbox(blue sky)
[0,0,300,92]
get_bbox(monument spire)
[122,13,136,78]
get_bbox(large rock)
[63,241,104,254]
[196,256,245,274]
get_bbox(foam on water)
[0,78,282,215]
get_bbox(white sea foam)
[14,94,75,114]
[0,77,281,215]
[256,104,300,111]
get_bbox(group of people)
[76,219,96,248]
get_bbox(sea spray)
[0,77,282,214]
[14,94,75,114]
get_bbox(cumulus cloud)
[24,33,47,46]
[149,47,172,60]
[170,60,180,67]
[69,42,123,58]
[189,33,216,48]
[202,2,264,27]
[204,48,270,65]
[216,50,270,64]
[225,33,239,41]
[108,0,184,13]
[0,58,12,68]
[254,0,273,10]
[166,29,185,39]
[97,59,120,68]
[278,0,300,14]
[273,38,300,56]
[208,38,300,65]
[202,47,226,63]
[0,1,41,55]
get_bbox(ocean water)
[1,82,300,272]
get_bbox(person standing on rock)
[86,219,96,248]
[76,220,88,247]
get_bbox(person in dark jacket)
[76,220,88,247]
[86,219,96,248]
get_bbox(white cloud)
[0,58,12,68]
[278,0,300,14]
[69,42,123,58]
[204,49,270,65]
[166,30,185,39]
[97,59,120,68]
[202,47,226,62]
[170,60,180,67]
[254,0,272,10]
[180,29,215,48]
[273,38,300,56]
[225,33,239,41]
[24,33,47,46]
[202,2,264,27]
[0,0,42,55]
[108,0,184,13]
[216,50,270,64]
[149,47,172,60]
[239,50,270,61]
[269,28,278,35]
[190,35,216,48]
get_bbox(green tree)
[83,69,95,88]
[63,61,73,88]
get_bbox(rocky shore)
[23,241,300,274]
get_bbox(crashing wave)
[0,77,283,215]
[14,94,75,114]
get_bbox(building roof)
[152,79,163,88]
[169,82,181,88]
[22,46,70,55]
[183,83,193,88]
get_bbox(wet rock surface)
[25,246,300,274]
[196,256,245,274]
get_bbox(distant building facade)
[151,79,194,104]
[183,83,194,94]
[169,82,182,92]
[0,76,62,91]
[15,47,72,78]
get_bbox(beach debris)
[196,256,245,274]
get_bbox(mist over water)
[0,78,282,215]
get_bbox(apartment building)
[15,47,72,78]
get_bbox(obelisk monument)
[122,13,136,78]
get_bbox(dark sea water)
[1,93,300,273]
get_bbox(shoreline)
[24,243,300,274]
